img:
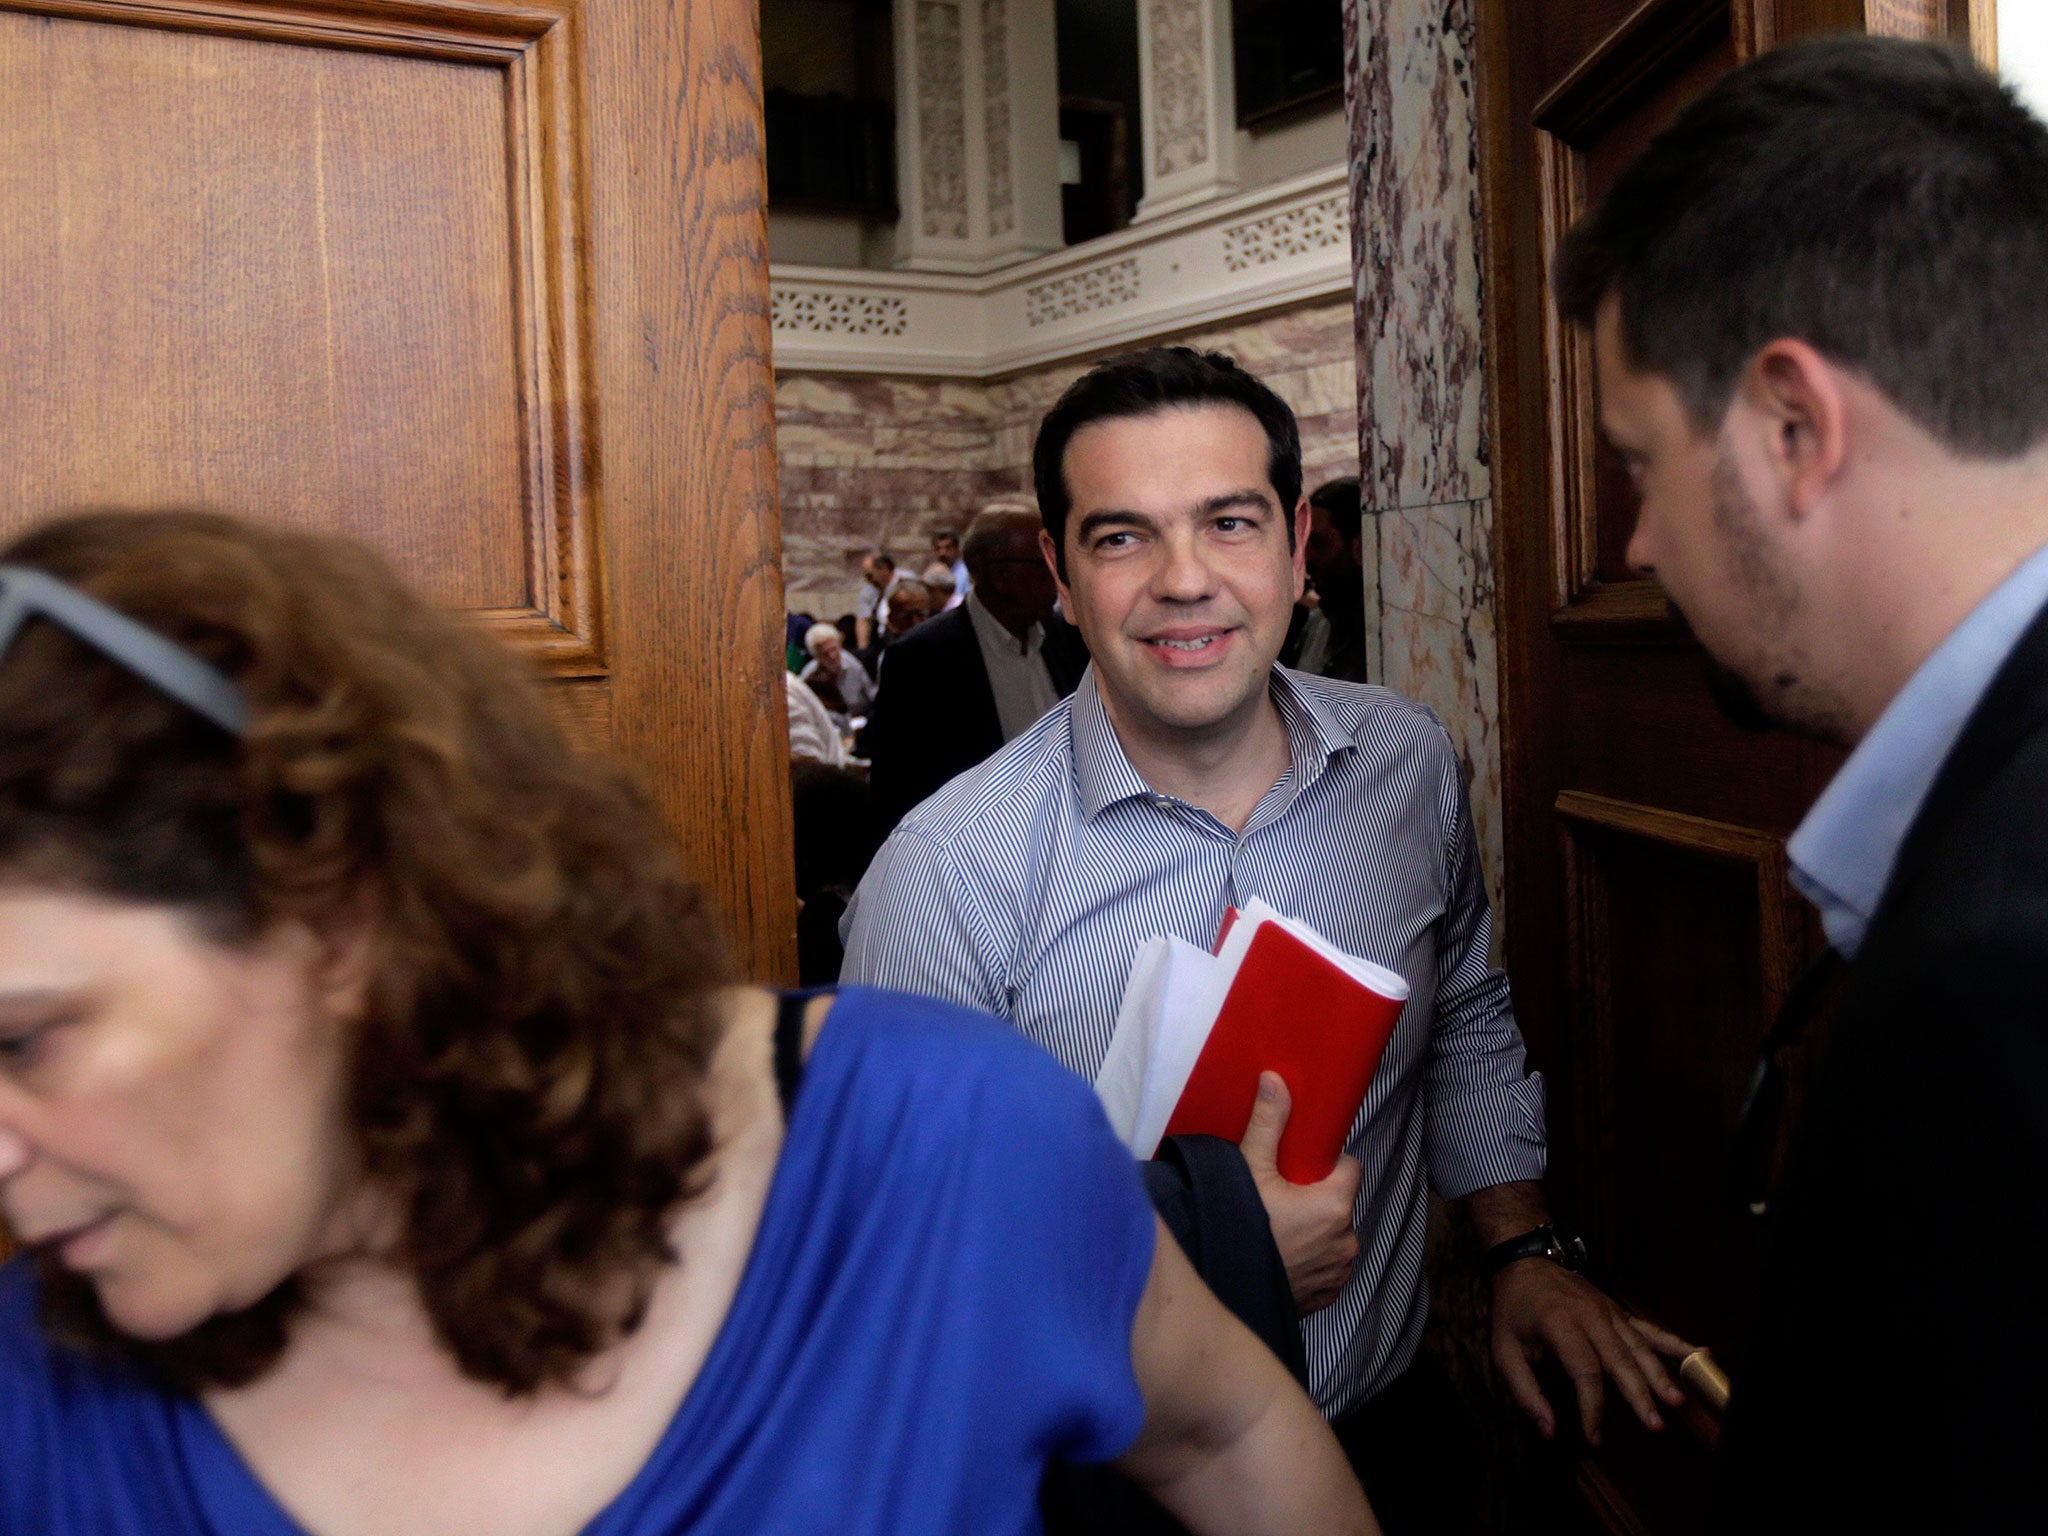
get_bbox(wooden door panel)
[1557,793,1797,1341]
[0,0,609,714]
[1535,0,1736,624]
[2,9,528,611]
[1561,645,1839,829]
[0,0,792,958]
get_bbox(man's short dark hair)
[1555,35,2048,458]
[1308,477,1362,544]
[1032,347,1304,573]
[866,550,895,572]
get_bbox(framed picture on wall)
[1232,0,1343,127]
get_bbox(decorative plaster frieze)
[1223,193,1348,271]
[769,166,1349,378]
[1023,258,1141,326]
[771,290,912,337]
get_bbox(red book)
[1161,902,1408,1183]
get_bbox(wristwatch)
[1483,1223,1588,1278]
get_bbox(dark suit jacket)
[865,603,1088,834]
[1717,602,2048,1532]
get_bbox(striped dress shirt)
[840,665,1547,1416]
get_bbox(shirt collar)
[966,590,1041,657]
[1788,537,2048,957]
[1070,664,1357,823]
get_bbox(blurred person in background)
[0,509,1374,1536]
[799,621,876,725]
[922,562,961,613]
[852,550,899,652]
[1296,479,1368,684]
[934,528,970,599]
[866,505,1089,835]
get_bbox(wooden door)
[0,0,796,980]
[1476,1,1987,1530]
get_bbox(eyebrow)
[1073,489,1275,543]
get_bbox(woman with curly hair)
[0,511,1372,1536]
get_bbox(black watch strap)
[1483,1223,1588,1277]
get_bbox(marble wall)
[1344,6,1568,1530]
[775,292,1362,620]
[1344,0,1500,927]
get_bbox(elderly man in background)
[799,621,876,724]
[921,561,961,611]
[877,576,932,642]
[865,504,1089,834]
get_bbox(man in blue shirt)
[1556,35,2048,1530]
[843,347,1687,1528]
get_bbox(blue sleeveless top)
[0,987,1157,1535]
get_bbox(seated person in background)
[784,613,816,674]
[798,621,875,723]
[844,349,1687,1535]
[866,504,1089,835]
[0,510,1374,1536]
[784,668,846,767]
[922,562,960,612]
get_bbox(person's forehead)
[1064,402,1271,499]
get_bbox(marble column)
[1342,0,1499,923]
[893,0,1063,271]
[1133,0,1240,220]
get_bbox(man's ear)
[1743,339,1849,521]
[1039,527,1071,602]
[1290,497,1311,598]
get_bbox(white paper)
[1129,936,1231,1158]
[1092,902,1408,1161]
[1094,936,1172,1145]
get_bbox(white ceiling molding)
[768,164,1349,379]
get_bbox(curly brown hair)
[0,509,731,1395]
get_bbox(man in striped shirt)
[842,348,1686,1526]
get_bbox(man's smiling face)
[1048,403,1306,750]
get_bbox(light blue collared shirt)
[1788,539,2048,957]
[841,666,1543,1416]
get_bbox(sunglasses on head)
[0,563,249,737]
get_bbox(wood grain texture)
[1951,0,1994,67]
[0,0,794,983]
[582,0,795,980]
[0,0,611,676]
[0,9,527,604]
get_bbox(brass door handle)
[1680,1348,1731,1416]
